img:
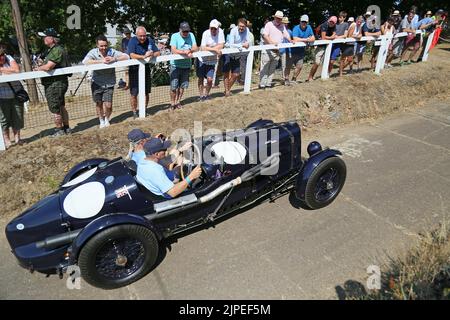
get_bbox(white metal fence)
[0,29,436,151]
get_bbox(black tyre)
[304,157,346,209]
[78,224,159,289]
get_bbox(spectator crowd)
[0,5,447,148]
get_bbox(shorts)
[129,65,151,97]
[291,54,304,67]
[196,61,216,79]
[330,44,341,60]
[314,47,325,65]
[341,44,354,57]
[222,55,241,74]
[0,98,24,130]
[405,35,420,51]
[170,66,190,90]
[91,82,114,103]
[355,43,366,56]
[44,79,68,114]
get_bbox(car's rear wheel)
[78,224,159,289]
[304,157,346,209]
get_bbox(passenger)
[137,138,202,198]
[127,129,192,178]
[126,128,151,163]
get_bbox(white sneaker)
[104,118,110,127]
[99,118,105,128]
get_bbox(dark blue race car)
[5,120,346,289]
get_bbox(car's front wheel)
[304,157,346,209]
[78,224,159,289]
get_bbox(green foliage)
[0,0,447,60]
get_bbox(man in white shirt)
[197,19,225,101]
[223,18,249,96]
[82,34,129,128]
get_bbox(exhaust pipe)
[36,229,80,250]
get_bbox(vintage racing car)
[5,119,346,289]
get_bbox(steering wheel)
[180,142,203,182]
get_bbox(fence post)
[375,36,389,74]
[421,30,435,62]
[244,48,254,93]
[321,42,333,80]
[138,61,146,119]
[0,129,5,151]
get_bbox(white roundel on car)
[62,167,98,188]
[211,141,247,164]
[63,182,105,219]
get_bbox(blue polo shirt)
[127,36,159,72]
[362,24,380,35]
[416,17,434,32]
[136,159,174,196]
[292,25,314,55]
[170,32,197,69]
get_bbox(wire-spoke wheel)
[78,224,158,289]
[304,157,346,209]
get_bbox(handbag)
[7,82,29,103]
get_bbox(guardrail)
[0,29,435,151]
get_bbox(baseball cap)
[210,19,221,29]
[273,10,284,19]
[300,14,309,23]
[180,22,191,32]
[144,138,172,155]
[38,28,59,37]
[365,11,372,16]
[328,16,338,24]
[392,10,400,16]
[127,129,151,143]
[348,17,355,23]
[426,10,432,15]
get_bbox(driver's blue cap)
[144,138,172,155]
[128,129,150,143]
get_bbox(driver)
[137,138,202,198]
